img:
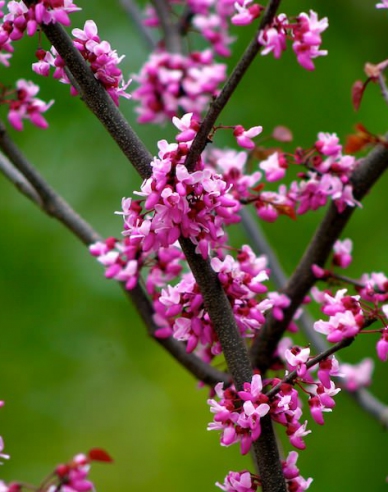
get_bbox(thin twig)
[184,0,283,172]
[151,0,182,53]
[250,138,388,372]
[378,72,388,107]
[266,337,355,399]
[0,151,42,206]
[120,0,156,50]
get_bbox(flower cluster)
[313,289,364,343]
[33,20,131,105]
[0,447,111,491]
[216,451,312,492]
[311,239,388,364]
[258,10,328,71]
[207,375,270,455]
[209,131,360,223]
[121,114,240,258]
[143,0,238,57]
[3,79,54,131]
[208,367,341,454]
[132,50,226,123]
[0,0,80,66]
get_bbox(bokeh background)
[1,1,388,490]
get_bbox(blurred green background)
[1,1,388,490]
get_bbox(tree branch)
[20,7,286,488]
[250,139,388,372]
[0,122,229,387]
[179,237,286,492]
[151,0,182,53]
[184,0,283,172]
[0,151,42,206]
[23,1,153,179]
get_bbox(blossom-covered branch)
[184,0,283,172]
[0,120,229,388]
[250,137,388,372]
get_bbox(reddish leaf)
[344,134,368,154]
[276,204,296,220]
[251,183,265,193]
[88,448,114,463]
[351,80,366,111]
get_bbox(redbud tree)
[0,1,388,491]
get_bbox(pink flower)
[314,309,362,343]
[376,0,388,7]
[309,395,330,425]
[285,346,310,377]
[208,375,270,455]
[7,79,53,130]
[340,359,374,391]
[132,50,226,123]
[377,328,388,361]
[315,132,342,157]
[283,451,313,491]
[258,15,287,58]
[292,11,328,71]
[332,238,353,268]
[55,454,94,492]
[233,125,263,149]
[288,420,311,450]
[259,152,287,182]
[317,356,341,389]
[232,1,262,26]
[216,471,258,492]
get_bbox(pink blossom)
[233,125,263,149]
[267,292,290,320]
[208,375,270,455]
[7,79,53,130]
[132,50,226,123]
[317,356,341,389]
[216,471,257,492]
[285,346,310,377]
[283,451,313,491]
[288,420,311,450]
[314,309,362,343]
[55,454,94,492]
[292,10,328,71]
[315,132,342,157]
[32,20,131,105]
[332,238,353,268]
[231,1,262,26]
[376,0,388,7]
[258,16,287,59]
[259,152,287,182]
[340,359,374,391]
[377,328,388,361]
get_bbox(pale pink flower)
[333,238,353,268]
[7,79,53,131]
[259,152,287,182]
[340,359,374,391]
